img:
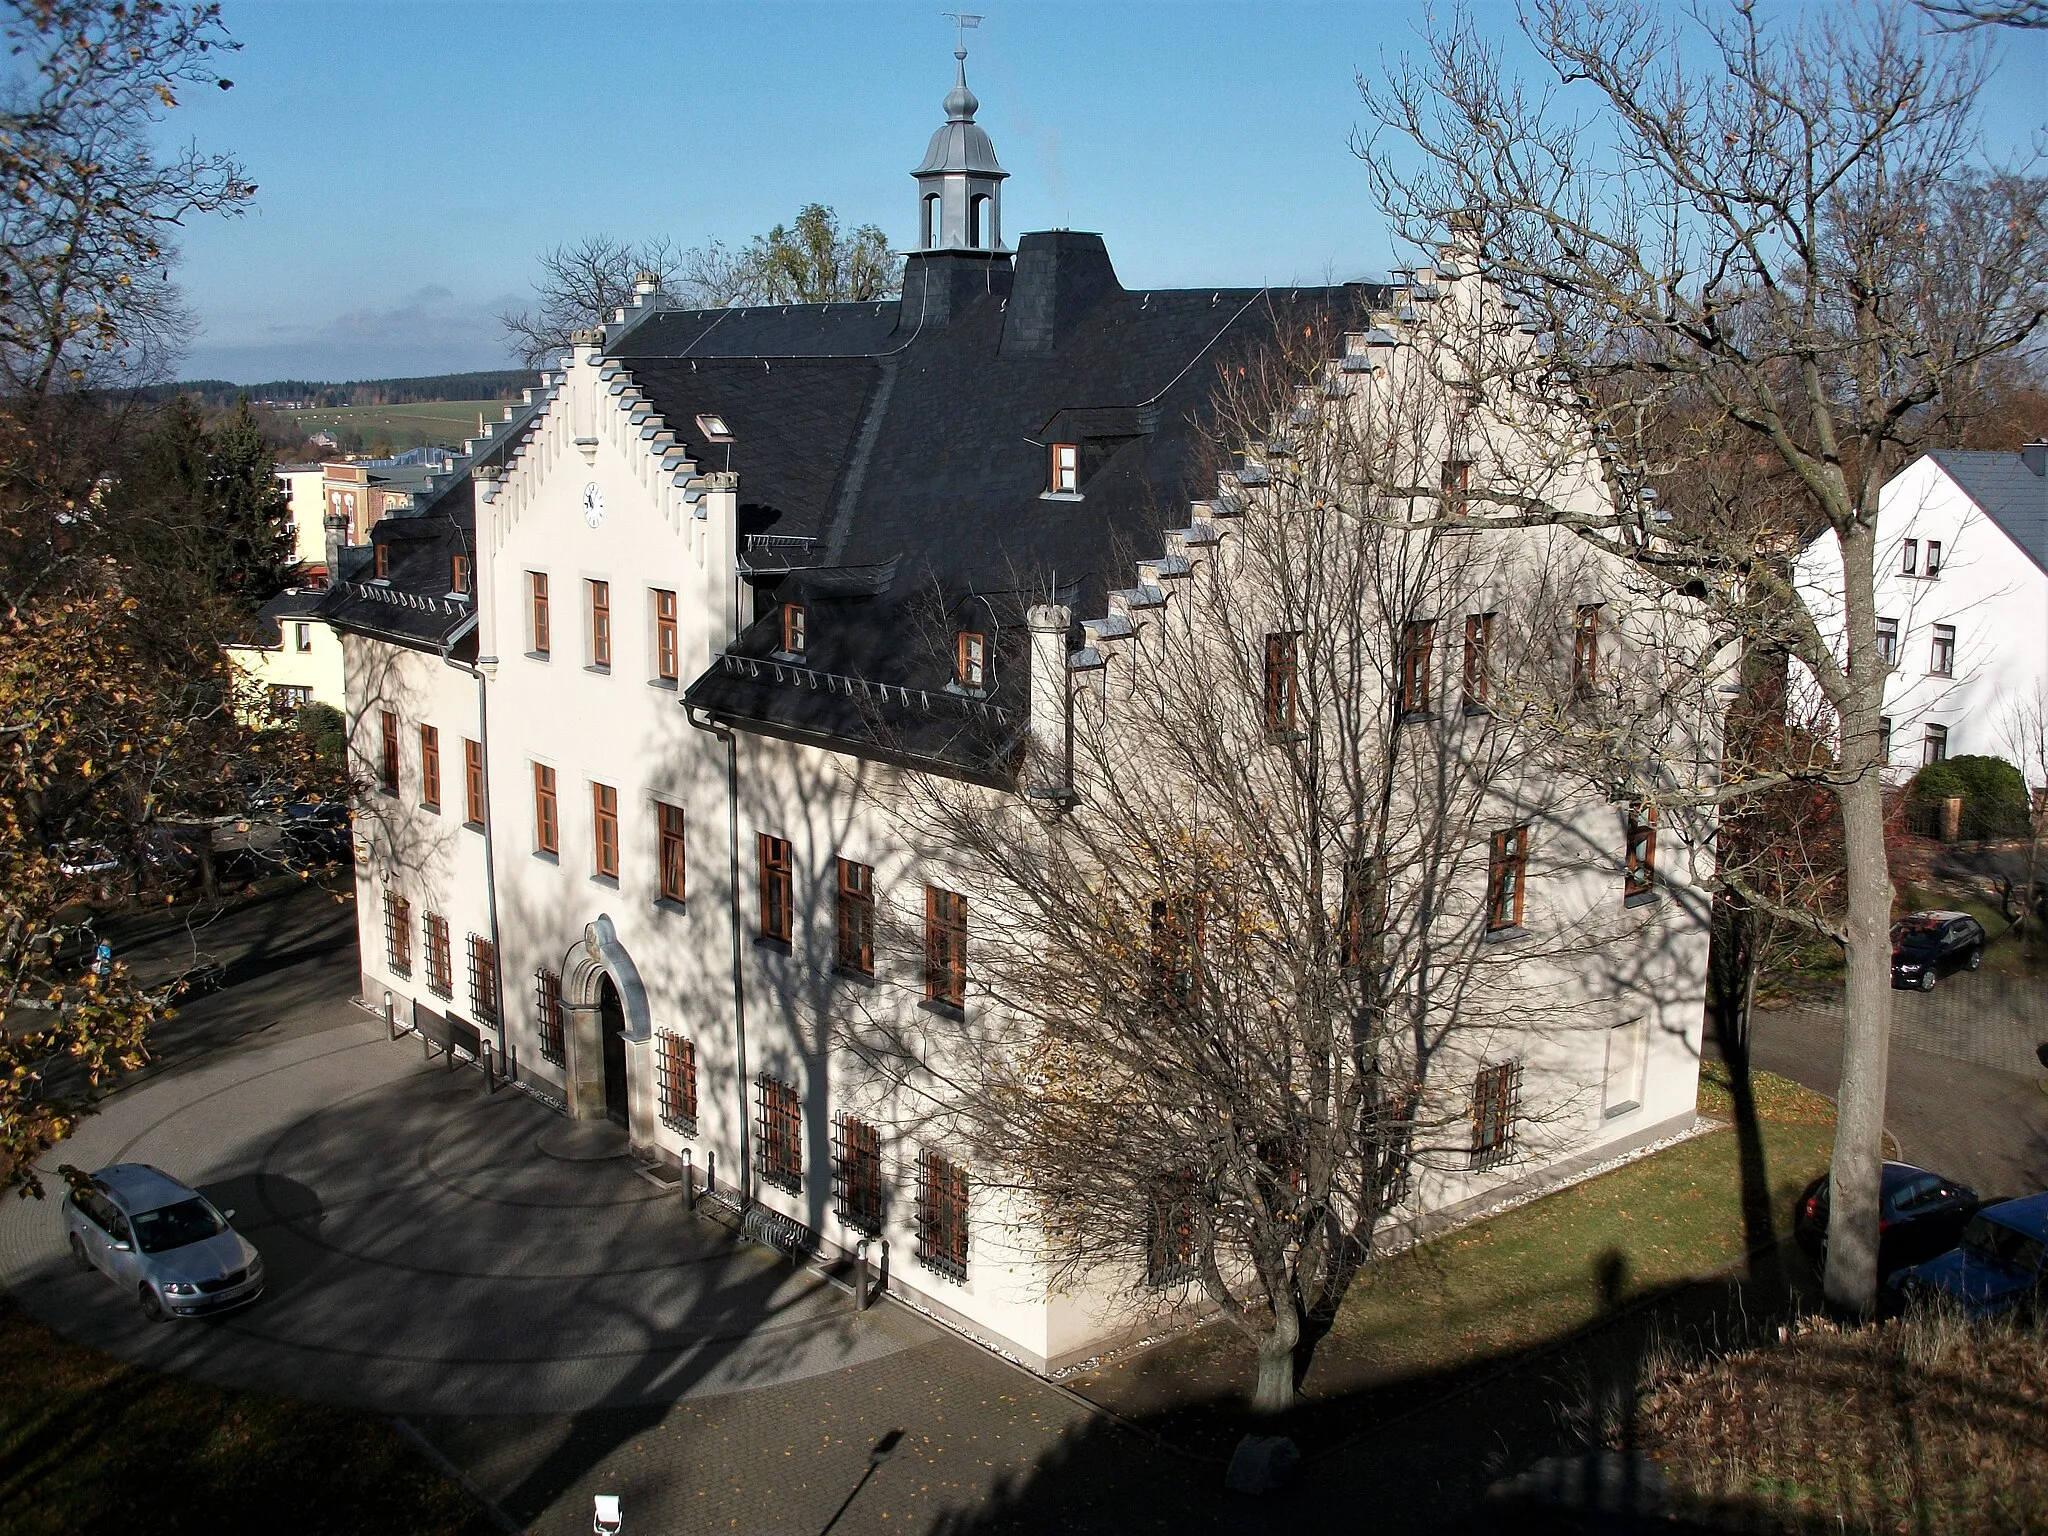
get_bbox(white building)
[320,57,1713,1373]
[1796,444,2048,778]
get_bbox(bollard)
[855,1238,871,1312]
[704,1150,715,1196]
[680,1149,695,1211]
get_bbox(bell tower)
[911,19,1007,252]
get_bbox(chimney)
[1001,232,1121,356]
[2022,441,2046,477]
[1025,604,1073,800]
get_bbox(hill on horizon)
[142,369,532,410]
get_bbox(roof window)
[779,602,807,660]
[1049,443,1079,496]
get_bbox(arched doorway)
[599,975,628,1126]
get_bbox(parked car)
[1892,1194,2048,1318]
[60,1163,263,1320]
[281,800,351,864]
[1794,1160,1981,1275]
[54,839,120,877]
[1889,911,1985,990]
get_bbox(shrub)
[1906,753,2029,839]
[296,701,345,766]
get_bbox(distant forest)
[136,369,531,409]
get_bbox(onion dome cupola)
[912,38,1007,252]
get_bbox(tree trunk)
[1251,1301,1303,1415]
[1824,735,1894,1317]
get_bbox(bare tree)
[1920,0,2048,27]
[840,313,1706,1413]
[1358,0,2048,1315]
[500,207,902,368]
[1999,681,2048,941]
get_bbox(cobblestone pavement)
[0,1018,926,1415]
[1778,968,2047,1078]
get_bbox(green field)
[257,400,511,455]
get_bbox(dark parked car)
[1893,1194,2048,1318]
[1890,911,1985,990]
[281,800,351,864]
[1794,1161,1980,1275]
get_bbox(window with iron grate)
[424,913,453,998]
[1262,631,1301,736]
[1470,1060,1521,1170]
[657,1031,697,1134]
[534,968,565,1066]
[467,934,498,1024]
[383,894,411,976]
[756,1074,802,1193]
[1146,1176,1197,1286]
[834,1114,884,1235]
[917,1149,969,1282]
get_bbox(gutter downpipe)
[687,703,753,1207]
[442,611,506,1064]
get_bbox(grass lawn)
[0,1294,493,1536]
[259,400,507,454]
[1068,1065,1839,1449]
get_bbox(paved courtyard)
[0,1015,930,1417]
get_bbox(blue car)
[1892,1193,2048,1318]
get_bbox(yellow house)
[275,462,330,579]
[225,589,345,723]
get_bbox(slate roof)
[234,586,331,649]
[324,232,1384,781]
[1925,447,2048,576]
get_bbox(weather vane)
[942,11,982,58]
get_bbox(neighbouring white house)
[315,50,1716,1375]
[1797,443,2048,781]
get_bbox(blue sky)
[163,1,2048,384]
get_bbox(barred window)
[917,1149,969,1281]
[467,934,498,1024]
[1146,1177,1197,1286]
[756,1074,802,1193]
[834,1114,884,1235]
[657,1031,697,1134]
[836,858,874,975]
[924,885,967,1007]
[383,894,411,976]
[534,968,565,1066]
[1470,1061,1521,1170]
[424,913,453,998]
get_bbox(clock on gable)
[581,482,605,528]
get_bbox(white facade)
[1795,449,2048,780]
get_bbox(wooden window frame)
[534,968,565,1065]
[533,763,559,855]
[1486,826,1528,933]
[1624,804,1657,900]
[592,782,620,878]
[917,1149,970,1281]
[1930,623,1956,678]
[780,602,807,659]
[756,1074,803,1193]
[373,543,390,580]
[758,833,793,943]
[1470,1060,1521,1169]
[1876,616,1899,667]
[588,579,612,669]
[1901,538,1919,576]
[1462,612,1494,710]
[653,588,678,682]
[450,553,471,595]
[383,893,411,976]
[1440,457,1473,514]
[1923,723,1948,766]
[1146,894,1203,1016]
[1926,539,1943,578]
[657,1030,698,1134]
[834,1113,884,1235]
[463,738,485,827]
[293,622,312,653]
[1146,1176,1197,1286]
[528,571,551,656]
[924,885,967,1008]
[1262,631,1301,737]
[1050,442,1079,493]
[378,710,400,795]
[1400,619,1436,717]
[1338,854,1383,970]
[419,725,441,812]
[1571,604,1601,694]
[424,912,453,998]
[467,933,498,1024]
[657,802,686,903]
[836,857,875,976]
[956,631,986,691]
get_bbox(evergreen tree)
[204,398,299,605]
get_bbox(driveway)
[0,1016,931,1416]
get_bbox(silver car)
[61,1163,264,1320]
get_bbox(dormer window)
[373,544,389,580]
[1051,443,1079,494]
[450,554,471,595]
[956,631,986,690]
[780,602,807,659]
